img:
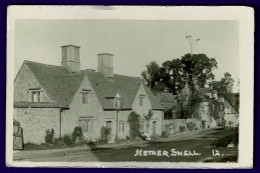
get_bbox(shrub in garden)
[187,121,197,131]
[100,126,111,143]
[45,129,55,143]
[72,126,83,143]
[128,111,141,139]
[62,134,74,146]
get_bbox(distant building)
[14,45,164,144]
[156,93,177,120]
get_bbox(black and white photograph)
[6,6,254,168]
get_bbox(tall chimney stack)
[61,45,80,73]
[97,53,114,78]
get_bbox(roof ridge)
[24,60,65,69]
[113,73,141,79]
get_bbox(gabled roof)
[18,61,163,110]
[224,100,238,114]
[156,92,177,111]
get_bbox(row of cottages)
[156,86,239,129]
[14,45,164,144]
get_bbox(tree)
[212,72,239,112]
[128,112,141,139]
[141,61,160,92]
[212,72,234,97]
[180,54,217,91]
[141,53,217,94]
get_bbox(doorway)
[152,121,157,135]
[106,121,112,142]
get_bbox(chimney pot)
[97,53,114,78]
[61,45,81,73]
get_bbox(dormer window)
[81,89,91,104]
[139,95,145,106]
[114,98,121,108]
[114,92,122,109]
[30,88,41,102]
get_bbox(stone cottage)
[14,45,164,144]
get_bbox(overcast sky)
[14,19,239,91]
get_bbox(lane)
[14,128,238,162]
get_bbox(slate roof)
[156,92,177,112]
[17,61,163,110]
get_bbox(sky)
[14,19,239,91]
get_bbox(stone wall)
[14,107,60,144]
[224,114,239,127]
[62,80,164,142]
[14,74,164,144]
[163,119,201,135]
[14,63,51,102]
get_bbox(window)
[79,118,93,132]
[115,98,121,108]
[118,122,124,131]
[30,90,41,102]
[81,89,91,104]
[139,95,145,106]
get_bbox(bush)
[100,126,111,143]
[128,111,141,139]
[72,126,83,143]
[187,121,197,131]
[179,125,186,133]
[62,134,74,146]
[45,129,55,143]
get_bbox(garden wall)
[163,119,201,135]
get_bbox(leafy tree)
[180,54,217,91]
[128,112,141,139]
[141,54,217,94]
[212,72,234,96]
[141,61,161,92]
[212,72,239,111]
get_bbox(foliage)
[141,53,217,94]
[141,61,161,93]
[128,111,141,139]
[176,90,202,119]
[187,121,197,131]
[209,101,223,120]
[212,73,239,112]
[24,141,67,151]
[72,126,84,143]
[61,134,74,146]
[45,129,55,144]
[100,126,111,143]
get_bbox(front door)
[106,121,112,142]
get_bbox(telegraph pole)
[185,35,200,56]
